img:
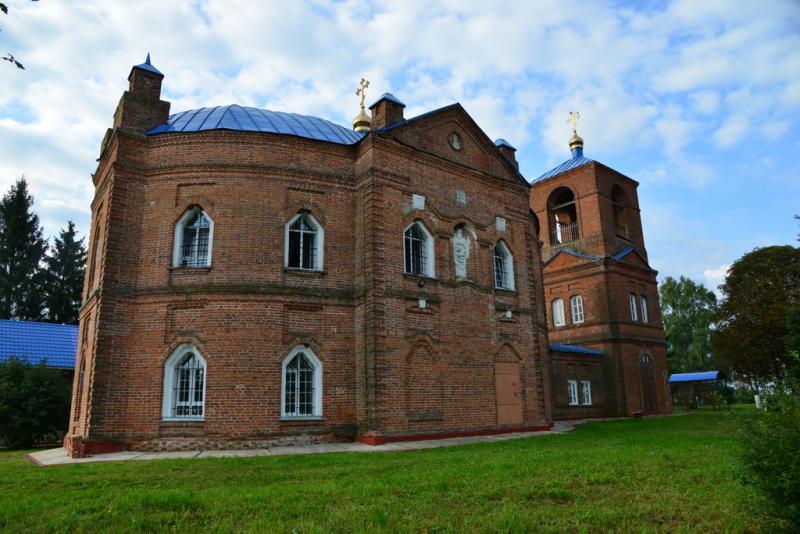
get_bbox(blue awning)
[669,371,722,383]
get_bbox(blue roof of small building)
[494,138,516,150]
[0,320,78,369]
[549,342,604,356]
[533,155,595,183]
[132,53,163,76]
[669,371,722,383]
[146,105,365,145]
[369,93,406,109]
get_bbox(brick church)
[65,57,669,457]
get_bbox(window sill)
[284,267,326,276]
[402,273,437,283]
[169,266,211,273]
[280,416,325,422]
[494,287,517,294]
[161,418,205,423]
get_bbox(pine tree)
[43,221,86,324]
[0,177,47,320]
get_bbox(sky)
[1,0,798,293]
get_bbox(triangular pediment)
[611,246,653,270]
[375,104,525,185]
[543,248,597,271]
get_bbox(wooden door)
[640,354,658,414]
[495,362,523,425]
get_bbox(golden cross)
[567,111,581,133]
[356,78,369,109]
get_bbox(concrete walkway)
[28,420,598,467]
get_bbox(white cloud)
[703,264,730,294]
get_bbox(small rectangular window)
[567,380,579,405]
[581,380,592,405]
[629,293,638,321]
[553,299,565,327]
[640,295,649,323]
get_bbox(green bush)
[735,390,800,526]
[0,357,72,448]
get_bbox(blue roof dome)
[146,105,365,145]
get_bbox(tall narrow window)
[640,295,649,323]
[282,347,323,418]
[567,380,579,406]
[173,207,213,268]
[629,293,638,321]
[284,212,324,271]
[162,345,206,420]
[570,295,584,324]
[581,380,592,405]
[493,241,514,290]
[404,221,434,277]
[552,298,565,327]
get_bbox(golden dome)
[352,108,371,133]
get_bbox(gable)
[378,105,524,185]
[543,249,596,271]
[611,246,652,270]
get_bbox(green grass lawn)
[0,412,774,532]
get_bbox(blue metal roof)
[146,105,365,145]
[133,53,163,76]
[549,342,604,356]
[494,138,516,150]
[0,320,78,369]
[369,93,405,109]
[533,155,595,183]
[611,246,636,260]
[669,371,722,383]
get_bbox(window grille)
[288,215,317,269]
[181,211,211,267]
[629,293,638,321]
[284,353,315,416]
[570,295,584,324]
[640,295,649,323]
[552,299,565,327]
[581,380,592,405]
[172,352,204,418]
[493,246,508,289]
[567,380,579,405]
[404,224,427,275]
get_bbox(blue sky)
[1,0,798,291]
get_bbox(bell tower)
[531,115,671,419]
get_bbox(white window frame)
[493,240,515,291]
[284,212,324,271]
[280,346,323,419]
[552,298,565,327]
[162,344,207,421]
[640,295,649,323]
[172,207,214,268]
[570,295,584,324]
[629,293,638,321]
[567,380,579,406]
[403,221,435,277]
[581,380,592,405]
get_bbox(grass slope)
[0,412,767,532]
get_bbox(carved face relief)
[452,227,471,278]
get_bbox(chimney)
[369,93,405,129]
[113,54,171,134]
[494,139,518,169]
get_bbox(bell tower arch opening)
[547,187,579,245]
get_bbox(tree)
[43,221,86,324]
[0,177,47,320]
[0,357,72,448]
[659,276,717,373]
[712,245,800,394]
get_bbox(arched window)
[640,295,649,323]
[162,345,206,420]
[404,221,435,277]
[493,241,515,290]
[570,295,584,324]
[547,187,579,245]
[552,298,565,327]
[281,347,323,418]
[173,207,213,267]
[629,293,638,321]
[611,185,630,238]
[285,212,324,271]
